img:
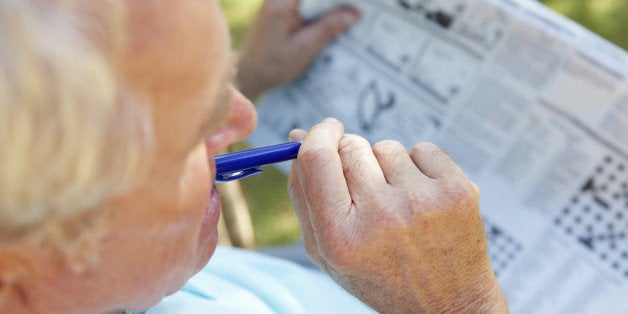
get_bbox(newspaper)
[247,0,628,312]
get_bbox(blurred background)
[220,0,628,248]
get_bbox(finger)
[257,0,301,39]
[338,135,387,202]
[288,128,307,142]
[287,155,324,267]
[288,128,326,267]
[296,118,352,233]
[263,0,299,19]
[409,142,466,180]
[292,8,360,60]
[373,140,429,186]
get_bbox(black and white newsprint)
[248,0,628,312]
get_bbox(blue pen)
[214,141,301,183]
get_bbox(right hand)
[288,118,508,313]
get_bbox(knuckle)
[373,140,407,161]
[440,178,480,209]
[411,142,448,161]
[373,139,404,153]
[338,135,369,155]
[401,179,480,219]
[403,192,434,217]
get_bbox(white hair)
[0,1,154,241]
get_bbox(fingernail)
[323,117,339,124]
[289,129,307,141]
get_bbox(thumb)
[289,129,308,142]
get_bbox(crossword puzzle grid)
[485,218,523,277]
[554,155,628,278]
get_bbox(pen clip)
[216,167,263,183]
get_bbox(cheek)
[149,144,212,259]
[184,144,212,195]
[158,144,214,290]
[178,145,213,230]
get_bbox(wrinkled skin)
[288,119,508,313]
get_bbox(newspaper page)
[247,0,628,312]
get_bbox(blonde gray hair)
[0,1,154,241]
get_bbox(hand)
[236,0,359,98]
[288,118,508,313]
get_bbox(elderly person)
[0,0,507,313]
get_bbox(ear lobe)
[0,279,24,312]
[0,236,44,313]
[0,254,26,312]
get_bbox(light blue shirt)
[146,246,374,313]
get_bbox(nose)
[205,87,258,157]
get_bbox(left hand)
[236,0,360,98]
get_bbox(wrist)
[457,276,508,313]
[427,268,508,313]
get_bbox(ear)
[0,249,28,312]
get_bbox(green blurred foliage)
[541,0,628,50]
[220,0,628,51]
[220,0,262,48]
[223,0,627,247]
[220,0,302,247]
[240,166,298,245]
[228,142,300,247]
